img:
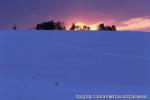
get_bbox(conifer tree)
[70,23,76,30]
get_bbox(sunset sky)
[0,0,150,31]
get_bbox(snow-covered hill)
[0,31,149,100]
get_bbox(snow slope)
[0,31,150,100]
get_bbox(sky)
[0,0,150,31]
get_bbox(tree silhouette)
[98,23,117,31]
[56,22,66,30]
[98,23,105,30]
[105,25,112,30]
[111,25,117,31]
[87,27,91,30]
[70,23,76,30]
[76,25,83,30]
[36,20,66,30]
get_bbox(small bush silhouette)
[98,23,116,31]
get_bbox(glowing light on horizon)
[68,22,98,30]
[76,22,97,30]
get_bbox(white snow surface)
[0,31,150,100]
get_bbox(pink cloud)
[117,17,150,32]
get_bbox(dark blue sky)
[0,0,150,31]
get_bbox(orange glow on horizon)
[67,22,98,30]
[76,22,97,30]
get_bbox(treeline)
[12,20,117,31]
[35,20,117,31]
